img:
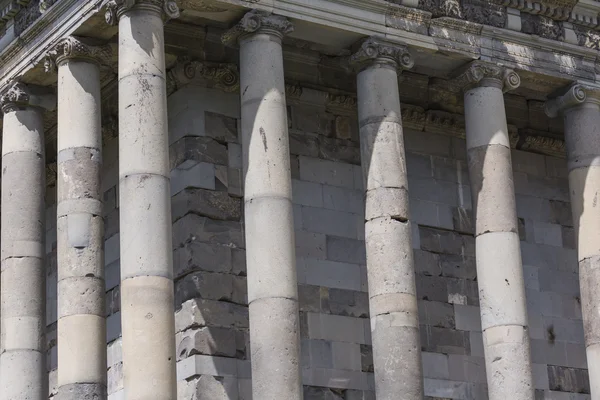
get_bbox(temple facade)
[0,0,598,399]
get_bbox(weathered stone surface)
[171,188,242,221]
[547,365,590,394]
[177,375,239,400]
[205,111,238,143]
[170,136,228,168]
[419,226,474,256]
[176,326,237,359]
[174,241,233,277]
[175,298,249,332]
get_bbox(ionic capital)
[167,58,240,93]
[43,36,112,72]
[221,10,294,46]
[105,0,179,25]
[349,37,414,72]
[545,83,600,118]
[452,61,520,93]
[0,81,56,114]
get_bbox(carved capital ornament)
[222,10,294,46]
[43,36,112,72]
[349,37,414,71]
[105,0,179,25]
[452,60,521,92]
[545,83,600,117]
[0,81,30,113]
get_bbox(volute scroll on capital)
[452,60,521,93]
[349,37,414,72]
[43,36,112,72]
[104,0,180,25]
[545,83,600,118]
[221,10,294,46]
[0,81,56,114]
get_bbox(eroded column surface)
[350,38,423,400]
[0,82,54,400]
[546,84,600,397]
[456,61,533,400]
[105,1,179,399]
[222,11,302,400]
[46,36,111,399]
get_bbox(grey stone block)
[414,249,441,277]
[175,298,248,332]
[452,207,474,235]
[306,312,368,344]
[302,385,343,400]
[419,226,474,256]
[107,311,121,343]
[416,275,449,303]
[543,317,585,344]
[104,208,120,240]
[420,325,471,355]
[176,327,237,359]
[353,165,363,191]
[422,352,449,379]
[298,257,362,292]
[410,200,454,230]
[404,129,452,158]
[345,389,376,400]
[175,271,236,306]
[205,111,238,143]
[302,339,334,368]
[292,106,334,136]
[174,241,232,277]
[296,230,327,260]
[549,199,573,227]
[432,156,470,185]
[439,253,477,280]
[512,149,547,177]
[454,304,481,332]
[299,284,326,313]
[178,375,239,400]
[469,331,484,357]
[561,226,575,249]
[447,354,487,383]
[170,161,217,195]
[332,341,361,371]
[322,184,364,214]
[319,136,361,165]
[423,378,482,399]
[228,142,242,169]
[532,221,563,247]
[169,136,228,168]
[302,367,371,390]
[538,269,580,296]
[447,277,479,306]
[329,288,369,318]
[419,300,456,329]
[408,176,460,207]
[326,236,366,264]
[532,363,550,390]
[359,344,373,373]
[172,214,244,250]
[171,188,242,222]
[406,152,432,178]
[105,233,120,266]
[547,365,590,394]
[299,156,355,189]
[289,131,320,158]
[302,206,361,239]
[293,179,324,207]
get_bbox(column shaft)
[56,58,106,399]
[238,26,302,400]
[464,83,533,400]
[0,97,46,400]
[356,63,422,399]
[118,6,176,400]
[562,101,600,396]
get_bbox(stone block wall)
[41,83,589,400]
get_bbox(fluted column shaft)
[48,37,109,399]
[351,38,423,400]
[0,83,53,400]
[546,84,600,397]
[458,61,533,400]
[223,11,302,400]
[106,1,179,398]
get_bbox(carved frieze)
[14,0,53,35]
[167,58,240,94]
[463,0,506,28]
[401,104,427,131]
[520,129,566,157]
[573,24,600,49]
[522,14,565,41]
[425,109,466,137]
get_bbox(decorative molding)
[177,0,229,12]
[401,103,427,131]
[521,14,565,41]
[349,37,414,70]
[43,36,111,71]
[451,60,521,92]
[285,83,303,99]
[0,80,29,113]
[167,58,240,94]
[221,9,294,46]
[545,83,600,117]
[519,129,566,157]
[428,16,483,35]
[105,0,179,26]
[0,80,55,113]
[425,109,466,137]
[573,24,600,49]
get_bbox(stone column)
[0,82,55,400]
[349,37,423,399]
[455,61,534,400]
[222,11,302,400]
[105,1,179,399]
[45,36,111,399]
[546,84,600,397]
